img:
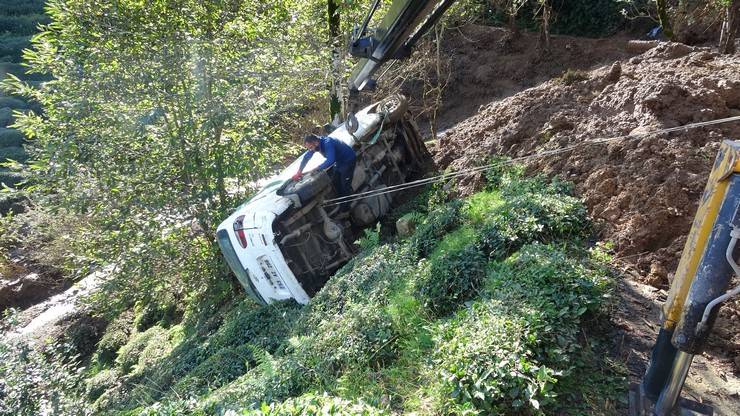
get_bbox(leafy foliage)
[2,0,339,315]
[415,227,487,316]
[115,325,168,375]
[244,393,387,415]
[0,342,88,416]
[408,200,463,257]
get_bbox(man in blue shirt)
[292,134,357,207]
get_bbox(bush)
[0,36,30,61]
[0,14,50,36]
[246,393,388,415]
[294,302,397,384]
[408,200,463,258]
[0,96,27,110]
[0,146,27,163]
[0,128,24,147]
[0,62,23,79]
[304,244,415,325]
[95,310,135,366]
[134,326,176,376]
[428,243,611,415]
[0,170,25,188]
[414,227,487,316]
[206,299,301,356]
[173,344,254,395]
[133,297,181,332]
[558,69,590,85]
[116,325,167,374]
[0,0,45,16]
[432,301,558,415]
[0,193,24,214]
[0,341,87,416]
[85,368,120,401]
[0,107,14,127]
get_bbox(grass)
[75,165,624,415]
[557,68,590,85]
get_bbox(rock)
[605,61,622,83]
[396,216,417,237]
[626,40,659,54]
[0,272,66,311]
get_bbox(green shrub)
[414,227,487,316]
[0,341,87,416]
[0,0,45,16]
[133,297,181,332]
[303,244,420,336]
[355,223,381,251]
[134,326,176,376]
[0,36,29,61]
[475,176,589,259]
[485,244,611,353]
[0,170,25,188]
[0,193,24,214]
[0,146,27,163]
[0,128,24,147]
[294,302,397,384]
[85,368,120,401]
[408,200,463,258]
[95,310,135,366]
[0,62,24,79]
[116,325,167,375]
[0,14,51,36]
[432,300,559,415]
[0,96,27,110]
[173,344,254,395]
[195,356,303,413]
[0,107,14,127]
[206,299,301,356]
[558,69,590,85]
[427,243,611,415]
[484,0,629,38]
[246,393,388,415]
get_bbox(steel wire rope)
[322,115,740,207]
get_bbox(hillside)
[1,2,739,415]
[0,0,49,213]
[418,25,740,413]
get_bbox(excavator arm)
[347,0,457,92]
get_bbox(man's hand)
[291,172,303,181]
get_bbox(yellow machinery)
[633,140,740,415]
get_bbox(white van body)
[216,96,431,304]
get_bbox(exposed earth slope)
[419,24,740,413]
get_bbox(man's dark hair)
[303,134,320,144]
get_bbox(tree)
[328,0,342,122]
[4,0,331,310]
[537,0,552,52]
[655,0,675,39]
[719,0,739,53]
[492,0,528,34]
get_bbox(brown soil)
[401,24,740,412]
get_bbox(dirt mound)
[402,25,635,134]
[434,39,740,286]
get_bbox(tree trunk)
[327,0,342,123]
[719,0,738,54]
[538,0,551,52]
[655,0,674,40]
[508,2,518,35]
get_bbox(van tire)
[279,171,332,205]
[377,94,408,123]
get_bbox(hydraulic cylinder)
[641,139,740,401]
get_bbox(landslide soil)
[407,25,740,413]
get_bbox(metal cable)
[322,115,740,207]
